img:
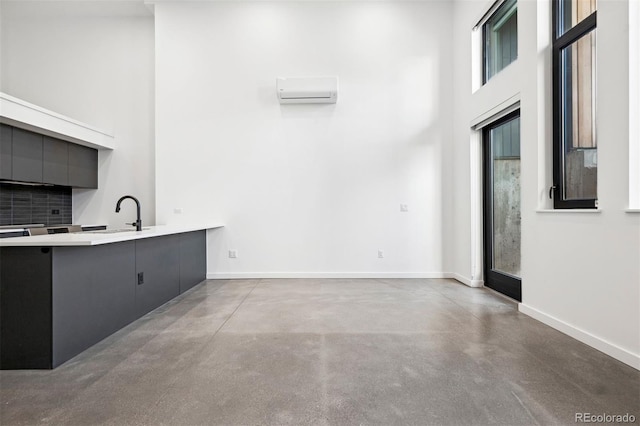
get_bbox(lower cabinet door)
[179,230,207,293]
[135,234,181,317]
[0,247,53,369]
[52,242,136,367]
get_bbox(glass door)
[483,111,522,301]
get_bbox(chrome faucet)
[115,195,142,231]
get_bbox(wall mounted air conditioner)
[276,76,338,104]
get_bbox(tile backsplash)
[0,183,72,226]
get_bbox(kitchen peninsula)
[0,224,223,369]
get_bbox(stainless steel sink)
[86,227,150,234]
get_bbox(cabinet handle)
[549,185,557,199]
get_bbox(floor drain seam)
[210,278,262,337]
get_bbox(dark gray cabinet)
[12,128,43,183]
[52,243,137,367]
[0,124,12,180]
[135,235,181,317]
[68,143,98,188]
[0,247,53,369]
[180,231,207,293]
[43,136,69,186]
[0,230,207,369]
[1,124,98,188]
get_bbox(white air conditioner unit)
[276,76,338,104]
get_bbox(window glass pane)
[484,0,518,82]
[558,0,597,37]
[560,30,597,200]
[489,116,521,277]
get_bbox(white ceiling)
[1,0,464,19]
[0,1,153,17]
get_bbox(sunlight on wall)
[470,28,483,93]
[399,56,438,134]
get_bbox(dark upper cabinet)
[2,124,98,188]
[0,124,11,180]
[43,136,68,186]
[12,128,43,183]
[68,143,98,189]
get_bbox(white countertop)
[0,224,224,247]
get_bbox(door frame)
[482,109,522,301]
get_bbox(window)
[552,0,597,208]
[483,0,518,83]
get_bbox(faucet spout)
[115,195,142,231]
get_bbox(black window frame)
[482,0,519,84]
[551,1,598,209]
[483,109,522,302]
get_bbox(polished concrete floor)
[1,278,638,425]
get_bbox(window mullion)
[554,11,597,49]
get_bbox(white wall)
[155,1,454,278]
[0,1,155,227]
[452,0,640,369]
[630,0,640,209]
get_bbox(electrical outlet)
[378,250,384,258]
[400,204,408,212]
[229,249,238,259]
[174,208,183,214]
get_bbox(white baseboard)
[445,273,484,288]
[206,272,486,289]
[206,272,450,280]
[519,304,640,370]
